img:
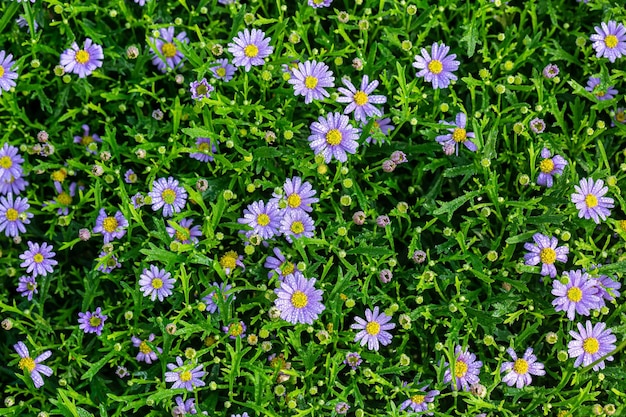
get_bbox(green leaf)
[81,350,117,380]
[346,246,395,257]
[433,189,482,221]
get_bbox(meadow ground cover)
[0,0,625,416]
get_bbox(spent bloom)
[344,352,363,370]
[223,320,247,339]
[210,59,236,82]
[139,265,175,302]
[523,233,569,278]
[19,241,58,278]
[17,275,38,301]
[351,306,395,351]
[131,334,162,364]
[436,113,477,155]
[13,341,53,389]
[165,356,206,391]
[571,178,614,223]
[336,75,387,123]
[78,307,107,336]
[270,176,319,214]
[0,51,18,94]
[529,117,546,133]
[413,42,460,89]
[308,112,360,163]
[274,272,325,324]
[443,346,483,391]
[542,63,559,79]
[309,0,333,7]
[552,269,602,321]
[59,38,104,78]
[399,384,440,415]
[149,177,188,217]
[585,77,618,101]
[0,194,32,237]
[93,208,128,244]
[190,78,214,100]
[238,200,282,240]
[219,251,245,275]
[536,148,567,188]
[500,347,545,388]
[288,60,335,104]
[227,28,274,72]
[149,27,189,73]
[568,321,616,371]
[590,21,626,63]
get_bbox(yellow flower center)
[18,357,36,373]
[102,217,118,233]
[325,129,343,146]
[220,251,238,270]
[452,128,467,142]
[257,213,270,226]
[539,247,556,264]
[0,156,13,169]
[428,59,443,74]
[89,316,102,327]
[566,286,583,302]
[244,44,259,58]
[604,34,618,49]
[139,341,153,354]
[287,193,301,208]
[365,321,380,336]
[583,337,600,354]
[585,194,598,208]
[180,371,192,382]
[57,192,72,206]
[617,111,625,123]
[0,66,4,78]
[195,83,208,96]
[33,253,44,263]
[229,323,244,337]
[291,290,309,308]
[152,278,164,289]
[52,169,67,182]
[305,76,318,89]
[175,227,190,242]
[75,50,90,64]
[27,281,37,291]
[410,395,425,405]
[162,43,177,58]
[281,261,295,276]
[81,135,93,146]
[539,158,554,173]
[454,360,468,378]
[513,358,529,375]
[290,221,305,234]
[217,67,227,77]
[162,189,177,205]
[619,219,626,232]
[595,90,605,97]
[198,142,210,152]
[353,91,368,106]
[5,208,18,221]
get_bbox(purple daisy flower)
[149,177,188,217]
[166,218,202,244]
[13,341,53,389]
[93,208,128,244]
[238,200,282,240]
[542,63,559,79]
[124,169,137,184]
[585,77,618,101]
[0,193,32,237]
[131,193,145,208]
[96,251,121,274]
[308,112,360,163]
[227,28,274,72]
[413,42,460,89]
[17,275,38,301]
[190,78,214,100]
[552,269,602,321]
[46,181,77,215]
[280,210,315,243]
[568,321,616,371]
[0,143,24,182]
[189,137,218,163]
[443,346,483,391]
[165,356,206,391]
[78,307,107,335]
[529,117,546,133]
[73,124,102,151]
[222,320,247,339]
[1,174,28,196]
[139,265,175,302]
[274,272,325,324]
[523,233,569,278]
[335,403,349,415]
[571,178,614,224]
[364,114,395,144]
[500,347,545,388]
[219,250,245,275]
[436,113,477,155]
[336,75,387,123]
[270,176,319,214]
[172,397,197,416]
[596,274,621,303]
[131,334,162,364]
[19,241,58,278]
[133,0,146,5]
[537,148,567,188]
[203,282,235,314]
[60,38,104,78]
[264,247,301,280]
[0,51,18,94]
[308,0,333,7]
[210,59,236,82]
[399,384,440,415]
[343,352,363,370]
[149,27,189,73]
[351,306,395,351]
[614,107,625,125]
[288,60,335,104]
[590,21,626,63]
